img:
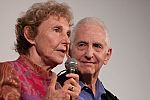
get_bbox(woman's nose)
[62,33,70,45]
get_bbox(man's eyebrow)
[93,42,102,45]
[77,41,88,44]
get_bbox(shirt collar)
[96,79,106,95]
[79,78,106,95]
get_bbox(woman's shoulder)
[0,61,15,72]
[0,61,21,99]
[0,56,23,73]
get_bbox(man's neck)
[80,73,98,96]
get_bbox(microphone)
[65,57,77,73]
[57,57,78,86]
[64,58,78,100]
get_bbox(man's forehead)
[74,33,107,46]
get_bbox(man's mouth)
[81,61,96,64]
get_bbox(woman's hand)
[64,73,81,100]
[45,72,70,100]
[45,72,81,100]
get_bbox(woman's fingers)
[63,73,81,100]
[66,73,79,82]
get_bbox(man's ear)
[23,26,35,45]
[104,48,112,65]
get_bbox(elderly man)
[69,17,118,100]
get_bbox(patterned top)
[0,55,52,100]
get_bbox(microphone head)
[65,58,77,73]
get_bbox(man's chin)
[79,67,94,74]
[80,71,94,76]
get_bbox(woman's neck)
[26,47,52,71]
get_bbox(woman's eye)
[53,26,62,33]
[67,30,71,37]
[53,28,60,32]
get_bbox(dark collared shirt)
[78,79,106,100]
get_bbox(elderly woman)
[0,1,80,100]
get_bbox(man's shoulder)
[102,88,119,100]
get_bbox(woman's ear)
[23,26,35,45]
[104,48,112,65]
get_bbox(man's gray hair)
[70,17,111,48]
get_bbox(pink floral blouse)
[0,55,52,100]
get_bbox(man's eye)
[77,43,87,50]
[78,43,86,47]
[93,43,102,48]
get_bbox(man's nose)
[85,46,94,60]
